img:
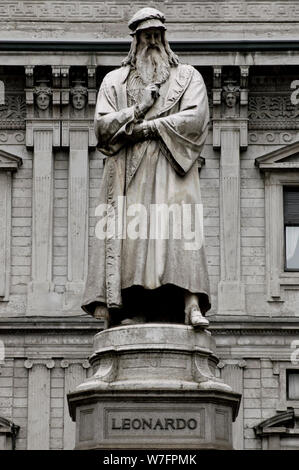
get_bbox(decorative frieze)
[0,2,299,22]
[248,131,298,145]
[248,94,299,129]
[0,74,26,129]
[0,95,26,129]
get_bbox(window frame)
[286,369,299,400]
[265,171,299,302]
[283,186,299,272]
[274,362,299,411]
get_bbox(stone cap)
[128,7,166,35]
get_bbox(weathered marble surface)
[0,1,299,41]
[68,324,241,449]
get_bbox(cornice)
[209,317,299,335]
[0,316,103,332]
[0,316,299,336]
[2,39,299,53]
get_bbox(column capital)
[24,358,55,369]
[217,360,247,369]
[60,359,90,369]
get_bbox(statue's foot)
[94,305,110,328]
[120,315,146,326]
[185,304,209,328]
[190,307,209,328]
[94,305,109,320]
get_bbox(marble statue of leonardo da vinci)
[82,7,211,328]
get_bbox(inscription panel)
[79,408,94,442]
[104,407,205,440]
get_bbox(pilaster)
[218,360,246,449]
[25,66,61,315]
[213,66,249,315]
[61,359,90,449]
[62,66,96,312]
[25,359,55,450]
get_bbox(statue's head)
[70,84,88,110]
[34,82,52,110]
[122,7,179,84]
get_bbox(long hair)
[121,30,179,67]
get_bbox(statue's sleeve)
[95,74,135,156]
[151,69,209,175]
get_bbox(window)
[284,187,299,271]
[255,142,299,301]
[275,363,299,411]
[286,370,299,400]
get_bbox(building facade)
[0,0,299,450]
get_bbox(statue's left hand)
[130,123,145,141]
[127,121,157,142]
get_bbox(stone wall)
[0,0,299,451]
[0,1,299,41]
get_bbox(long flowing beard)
[135,45,170,85]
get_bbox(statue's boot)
[184,292,209,328]
[94,305,110,328]
[188,306,209,328]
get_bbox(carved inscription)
[105,408,204,439]
[111,417,198,431]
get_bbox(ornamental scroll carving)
[248,94,299,129]
[0,94,26,129]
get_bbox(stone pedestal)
[68,324,241,449]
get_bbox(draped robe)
[82,63,211,316]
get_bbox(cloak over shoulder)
[82,63,211,315]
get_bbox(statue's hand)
[129,121,157,142]
[130,123,145,141]
[139,84,160,113]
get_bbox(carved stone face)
[72,93,86,110]
[138,28,163,49]
[225,92,237,108]
[36,92,50,110]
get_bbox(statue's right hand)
[139,84,160,113]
